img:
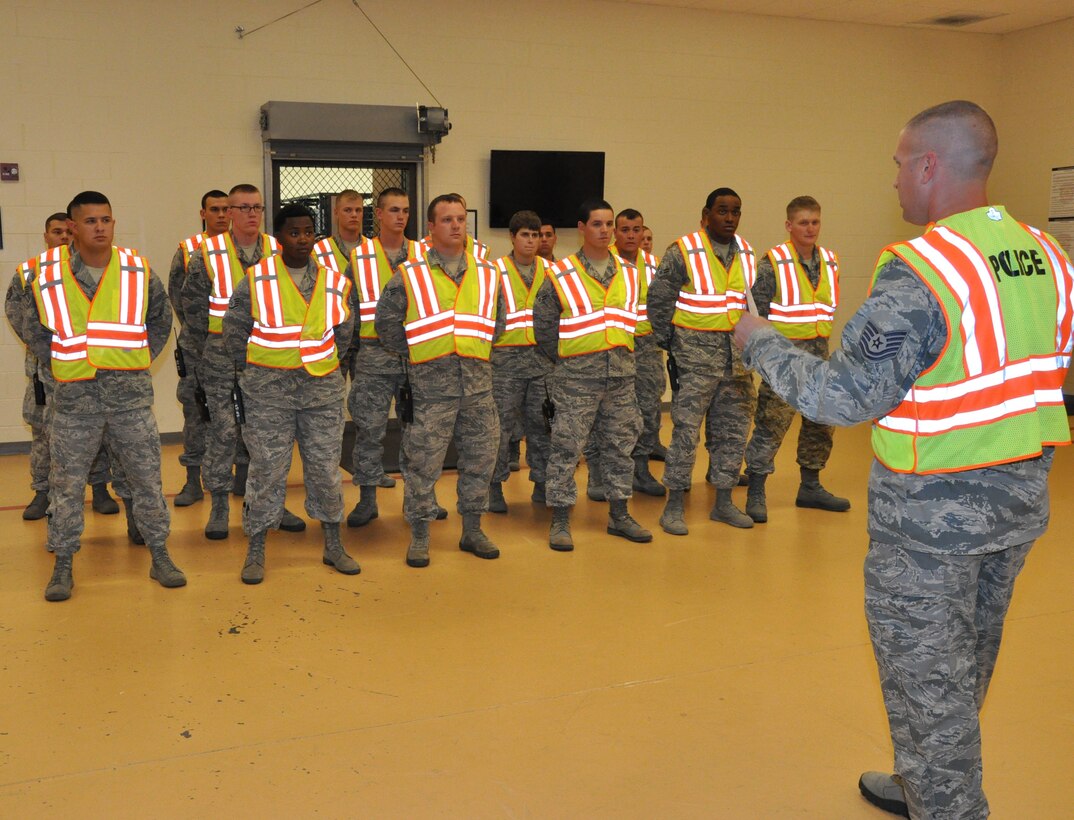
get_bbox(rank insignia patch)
[859,320,908,362]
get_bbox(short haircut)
[229,183,261,196]
[578,198,614,224]
[786,196,821,218]
[45,212,68,230]
[508,210,541,235]
[904,99,998,177]
[376,187,408,208]
[616,208,644,224]
[273,203,315,235]
[704,188,740,210]
[427,193,466,223]
[540,223,556,234]
[201,189,228,209]
[336,189,362,204]
[67,191,111,218]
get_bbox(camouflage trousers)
[25,384,111,492]
[547,375,640,508]
[492,371,550,484]
[47,408,170,555]
[400,391,498,524]
[347,370,405,487]
[633,339,666,458]
[198,368,250,495]
[242,402,344,534]
[864,539,1033,820]
[665,370,754,490]
[744,378,833,475]
[175,345,207,468]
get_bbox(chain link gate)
[273,162,415,238]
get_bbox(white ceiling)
[614,0,1074,34]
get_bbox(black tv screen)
[489,150,605,229]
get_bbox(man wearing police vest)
[487,209,554,513]
[532,198,651,551]
[6,212,120,522]
[736,100,1074,820]
[648,188,758,533]
[311,188,365,275]
[344,187,426,528]
[166,189,230,508]
[222,204,359,584]
[611,208,666,496]
[28,191,185,601]
[741,196,850,523]
[181,183,305,540]
[374,193,506,568]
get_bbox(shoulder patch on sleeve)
[859,320,908,362]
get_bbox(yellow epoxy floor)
[1,421,1072,818]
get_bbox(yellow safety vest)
[671,231,755,331]
[202,232,279,333]
[546,254,639,357]
[611,247,659,336]
[493,255,549,347]
[246,257,351,376]
[32,245,152,381]
[401,255,499,363]
[351,237,423,339]
[765,243,839,339]
[311,236,351,274]
[180,233,205,268]
[871,206,1073,474]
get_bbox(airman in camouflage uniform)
[28,191,184,601]
[374,193,506,568]
[6,213,120,522]
[343,187,422,528]
[167,189,230,507]
[742,196,849,523]
[532,199,651,551]
[648,188,757,533]
[223,204,358,584]
[181,183,305,540]
[735,101,1074,820]
[487,210,554,513]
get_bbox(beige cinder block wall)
[992,16,1074,396]
[0,0,1017,442]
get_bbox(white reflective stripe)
[495,260,521,314]
[404,264,441,320]
[456,329,495,341]
[772,244,800,305]
[904,355,1062,403]
[877,391,1060,434]
[820,247,839,308]
[554,261,595,316]
[736,235,756,287]
[117,251,146,328]
[683,233,716,294]
[909,233,988,376]
[406,310,454,332]
[41,250,75,339]
[407,324,455,345]
[934,227,1006,364]
[52,334,88,349]
[252,264,275,327]
[254,324,303,338]
[85,337,149,349]
[86,320,146,334]
[456,314,497,330]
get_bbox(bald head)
[902,100,997,182]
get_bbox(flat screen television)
[489,150,605,229]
